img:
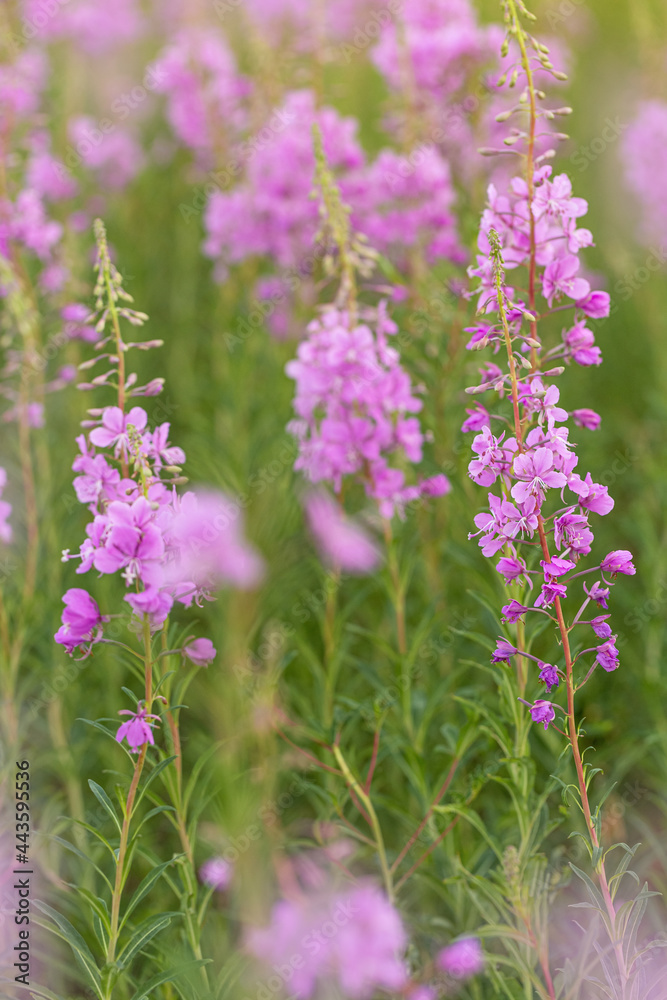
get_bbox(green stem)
[106,616,153,984]
[323,571,341,727]
[333,744,394,902]
[160,628,210,992]
[106,746,146,972]
[383,521,410,735]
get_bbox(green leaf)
[127,960,211,1000]
[120,855,183,929]
[49,834,114,890]
[32,900,102,995]
[135,754,178,804]
[134,803,177,834]
[569,863,605,911]
[116,912,179,969]
[88,779,122,833]
[9,981,68,1000]
[68,886,110,932]
[182,741,225,814]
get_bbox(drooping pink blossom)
[168,490,264,590]
[184,638,217,666]
[54,588,106,654]
[437,936,484,978]
[116,704,160,753]
[304,490,381,575]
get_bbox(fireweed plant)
[47,220,263,997]
[241,131,484,998]
[463,1,661,996]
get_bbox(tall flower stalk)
[465,2,642,993]
[50,220,263,995]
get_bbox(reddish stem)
[391,756,460,874]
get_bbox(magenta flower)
[572,408,601,430]
[88,406,148,454]
[72,453,122,511]
[496,555,528,584]
[538,663,560,692]
[542,254,590,307]
[491,638,518,663]
[563,320,602,367]
[590,616,612,639]
[199,856,232,891]
[286,303,448,517]
[529,700,556,731]
[584,580,610,609]
[184,638,217,666]
[601,550,636,576]
[568,473,614,516]
[553,511,594,556]
[55,588,106,654]
[124,587,173,627]
[305,490,381,575]
[116,704,160,753]
[93,497,165,587]
[511,448,567,504]
[541,557,576,578]
[437,937,484,978]
[501,600,529,623]
[595,638,619,673]
[575,290,610,319]
[535,581,567,608]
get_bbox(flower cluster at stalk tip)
[464,39,634,730]
[202,88,462,324]
[54,221,263,752]
[286,303,449,518]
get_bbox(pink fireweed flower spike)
[115,703,160,754]
[286,303,449,518]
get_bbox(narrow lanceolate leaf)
[32,900,102,996]
[10,982,68,1000]
[88,779,123,833]
[127,960,212,1000]
[70,886,111,932]
[50,835,114,889]
[569,863,606,910]
[120,856,183,929]
[116,912,179,969]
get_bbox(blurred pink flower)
[305,490,380,574]
[247,882,407,999]
[199,856,232,891]
[168,490,264,590]
[437,936,484,978]
[184,638,217,666]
